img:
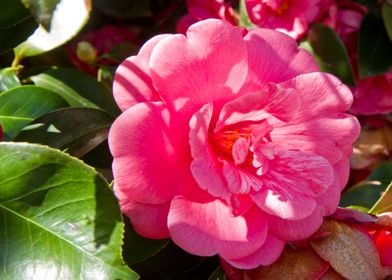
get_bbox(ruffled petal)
[225,234,285,269]
[150,19,248,114]
[121,200,170,239]
[109,102,188,204]
[168,198,268,259]
[113,35,169,111]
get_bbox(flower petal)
[109,102,188,204]
[168,198,268,259]
[242,27,318,92]
[121,200,170,239]
[150,19,248,113]
[225,234,285,269]
[113,35,169,111]
[267,209,324,241]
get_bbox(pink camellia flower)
[176,0,237,33]
[245,0,329,39]
[109,19,359,268]
[350,72,392,115]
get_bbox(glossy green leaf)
[0,85,67,140]
[382,2,392,42]
[0,0,37,54]
[122,219,169,266]
[0,68,21,92]
[15,108,113,157]
[0,142,138,279]
[358,12,392,78]
[340,162,392,209]
[14,0,91,58]
[31,68,120,116]
[21,0,59,30]
[370,183,392,214]
[94,0,151,18]
[307,23,355,85]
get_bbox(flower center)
[275,0,291,16]
[211,128,252,156]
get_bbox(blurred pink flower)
[109,19,359,268]
[245,0,328,39]
[350,72,392,115]
[67,25,140,76]
[176,0,237,33]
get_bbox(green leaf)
[238,0,255,28]
[0,142,138,279]
[369,182,392,214]
[94,0,151,18]
[382,2,392,42]
[307,23,355,86]
[340,161,392,209]
[358,12,392,78]
[15,107,113,157]
[0,68,21,92]
[31,68,120,116]
[0,0,38,54]
[14,0,91,58]
[0,85,67,140]
[122,219,169,266]
[21,0,60,31]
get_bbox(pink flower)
[109,19,359,268]
[350,72,392,115]
[176,0,237,33]
[245,0,329,39]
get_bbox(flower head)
[245,0,328,39]
[109,19,359,268]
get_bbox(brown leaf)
[311,220,384,280]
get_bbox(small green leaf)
[307,23,355,85]
[341,162,392,209]
[94,0,151,18]
[382,2,392,42]
[15,107,113,157]
[369,182,392,214]
[14,0,91,58]
[21,0,60,31]
[0,68,21,92]
[0,0,37,54]
[31,68,120,116]
[238,0,255,28]
[0,142,138,279]
[0,85,67,140]
[358,12,392,78]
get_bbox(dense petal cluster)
[109,19,359,268]
[245,0,328,39]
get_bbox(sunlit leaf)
[31,68,120,116]
[238,0,255,28]
[14,0,91,58]
[370,183,392,214]
[311,220,384,280]
[0,85,67,140]
[15,107,113,157]
[0,68,21,92]
[21,0,60,30]
[307,23,355,86]
[0,142,138,279]
[358,12,392,78]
